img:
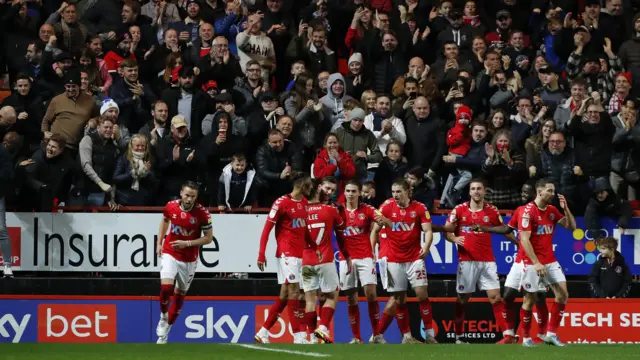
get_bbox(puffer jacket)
[335,122,382,180]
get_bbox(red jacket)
[447,122,471,156]
[313,148,356,200]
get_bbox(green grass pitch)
[0,343,638,360]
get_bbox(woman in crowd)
[112,134,157,206]
[482,129,525,209]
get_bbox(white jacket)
[219,163,256,208]
[363,113,407,155]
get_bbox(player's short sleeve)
[268,197,284,223]
[518,207,533,232]
[552,205,565,224]
[198,206,212,230]
[162,203,171,220]
[418,203,432,224]
[507,209,518,229]
[489,205,504,226]
[447,206,459,225]
[378,200,392,218]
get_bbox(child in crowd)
[217,153,256,211]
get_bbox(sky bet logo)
[392,222,415,232]
[37,304,117,343]
[291,218,306,229]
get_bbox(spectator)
[182,23,215,66]
[360,180,380,208]
[112,135,157,206]
[155,115,199,204]
[139,101,170,150]
[404,97,446,176]
[217,153,256,211]
[335,107,382,181]
[533,131,581,210]
[345,52,368,100]
[441,105,473,207]
[0,143,15,277]
[322,73,354,131]
[374,140,408,204]
[611,97,639,199]
[104,32,136,74]
[141,0,182,44]
[207,92,247,137]
[46,2,91,55]
[482,129,525,209]
[161,65,210,141]
[73,117,119,207]
[312,132,356,201]
[585,178,633,238]
[86,98,131,151]
[234,59,269,116]
[24,134,76,211]
[589,236,632,299]
[255,129,303,206]
[168,0,204,44]
[78,48,112,95]
[554,78,588,132]
[110,59,158,134]
[1,75,45,153]
[363,94,406,158]
[286,24,337,78]
[41,70,98,155]
[608,72,633,115]
[487,108,509,141]
[236,11,276,76]
[214,1,247,56]
[197,111,248,205]
[525,119,556,172]
[406,166,436,211]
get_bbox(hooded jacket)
[196,111,248,201]
[585,178,633,236]
[447,106,472,156]
[218,162,256,209]
[320,73,354,131]
[335,122,383,179]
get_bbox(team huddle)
[153,175,576,346]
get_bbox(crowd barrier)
[0,295,638,344]
[2,212,639,275]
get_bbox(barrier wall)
[0,296,638,344]
[2,213,639,275]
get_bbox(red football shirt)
[447,202,503,262]
[379,199,432,263]
[511,202,564,265]
[303,203,344,265]
[162,200,212,262]
[338,203,377,260]
[267,195,309,258]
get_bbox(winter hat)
[456,105,472,123]
[348,52,363,66]
[100,98,119,116]
[617,72,633,85]
[349,107,366,121]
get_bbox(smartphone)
[409,92,417,100]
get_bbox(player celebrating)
[255,174,322,344]
[505,179,575,347]
[437,179,516,344]
[371,178,437,344]
[302,177,348,344]
[339,180,384,344]
[156,182,213,344]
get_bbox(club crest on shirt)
[549,213,555,221]
[521,215,529,228]
[410,211,416,218]
[181,212,187,219]
[297,203,302,209]
[483,216,489,223]
[615,266,622,274]
[358,213,365,220]
[458,284,465,291]
[189,217,196,224]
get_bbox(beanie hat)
[100,98,119,116]
[348,52,363,66]
[349,107,366,121]
[617,72,632,85]
[456,105,472,122]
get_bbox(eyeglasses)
[548,140,564,144]
[247,68,261,72]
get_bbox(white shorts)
[277,256,302,285]
[160,254,197,292]
[339,258,378,291]
[505,261,564,292]
[386,260,428,293]
[301,263,339,293]
[378,257,389,290]
[456,261,500,294]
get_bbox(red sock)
[395,303,410,335]
[378,311,394,335]
[503,298,515,331]
[348,304,361,340]
[319,306,335,328]
[454,301,466,335]
[419,299,433,330]
[168,293,185,325]
[263,298,288,330]
[536,301,549,335]
[367,301,380,335]
[287,299,301,333]
[547,302,565,334]
[491,301,509,333]
[298,300,307,334]
[520,308,533,338]
[159,284,173,313]
[304,311,317,332]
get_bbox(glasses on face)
[247,68,261,72]
[548,140,564,144]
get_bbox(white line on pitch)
[232,344,331,357]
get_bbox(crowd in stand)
[0,0,640,226]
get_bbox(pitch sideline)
[231,343,331,357]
